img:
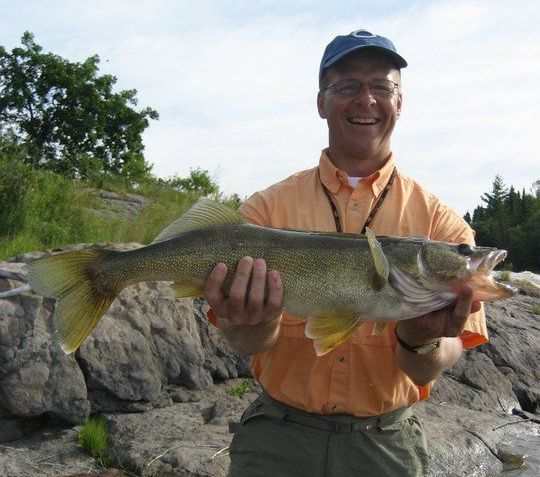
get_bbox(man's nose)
[354,85,376,106]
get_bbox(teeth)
[469,250,508,275]
[348,118,377,124]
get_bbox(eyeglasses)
[324,79,399,98]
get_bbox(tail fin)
[26,248,120,354]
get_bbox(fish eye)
[457,243,473,256]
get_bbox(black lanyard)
[318,166,397,234]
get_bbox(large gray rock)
[0,250,250,434]
[0,250,538,476]
[0,267,89,432]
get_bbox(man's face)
[317,50,402,164]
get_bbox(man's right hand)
[203,257,284,355]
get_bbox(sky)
[2,0,539,215]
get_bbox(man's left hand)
[396,285,481,347]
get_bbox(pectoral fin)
[305,312,362,356]
[365,227,389,291]
[171,278,205,298]
[372,322,387,335]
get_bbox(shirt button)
[337,354,345,362]
[352,203,358,210]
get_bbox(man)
[204,29,487,477]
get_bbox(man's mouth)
[347,117,379,125]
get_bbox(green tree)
[0,32,158,181]
[480,174,508,217]
[469,176,540,272]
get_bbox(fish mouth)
[466,249,516,301]
[468,250,507,275]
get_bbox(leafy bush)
[165,168,218,196]
[0,152,241,259]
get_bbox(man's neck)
[326,149,391,177]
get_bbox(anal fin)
[305,312,362,356]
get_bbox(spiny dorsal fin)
[152,198,246,244]
[305,312,362,356]
[365,227,389,290]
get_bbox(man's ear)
[317,91,326,119]
[396,91,403,118]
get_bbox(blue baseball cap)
[319,29,407,79]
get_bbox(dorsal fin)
[152,198,246,244]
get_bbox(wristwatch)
[394,326,441,355]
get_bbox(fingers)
[204,257,284,327]
[448,286,474,336]
[228,256,255,323]
[204,263,228,316]
[266,269,284,318]
[246,258,268,321]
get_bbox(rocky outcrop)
[84,189,149,219]
[0,250,538,476]
[0,247,250,433]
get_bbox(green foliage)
[78,416,109,458]
[165,168,218,196]
[466,176,540,272]
[222,192,243,210]
[0,147,239,259]
[0,32,158,181]
[0,153,195,258]
[0,153,85,252]
[229,379,252,397]
[532,304,540,315]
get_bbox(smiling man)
[205,29,487,477]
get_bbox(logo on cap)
[350,29,377,38]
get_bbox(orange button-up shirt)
[239,149,488,417]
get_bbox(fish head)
[420,241,515,301]
[383,238,515,304]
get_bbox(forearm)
[396,336,463,386]
[220,315,281,357]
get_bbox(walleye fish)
[24,199,514,355]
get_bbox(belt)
[230,391,414,434]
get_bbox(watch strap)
[395,326,441,355]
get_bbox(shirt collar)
[318,149,396,195]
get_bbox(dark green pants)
[228,393,429,477]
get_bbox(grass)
[532,304,540,315]
[228,379,252,397]
[78,415,141,476]
[0,155,195,259]
[78,415,109,458]
[0,155,243,259]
